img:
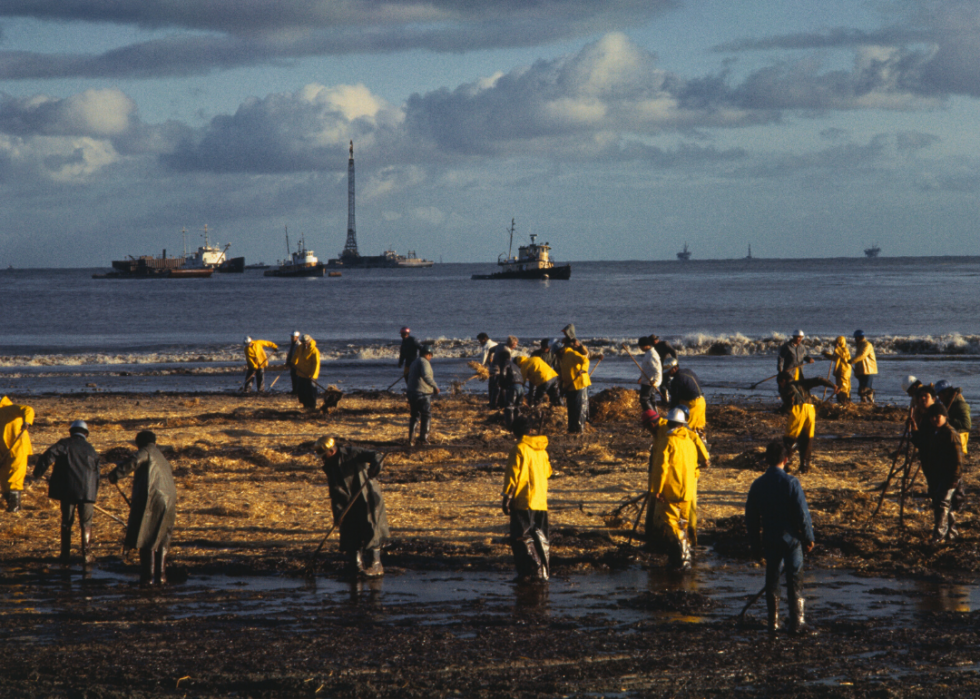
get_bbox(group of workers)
[243,333,321,409]
[0,327,971,636]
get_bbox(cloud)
[163,83,403,173]
[0,1,679,79]
[0,88,136,136]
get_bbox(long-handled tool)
[387,375,407,391]
[269,374,281,390]
[588,354,604,378]
[305,455,386,575]
[94,503,127,527]
[737,586,767,623]
[749,374,778,390]
[113,481,131,507]
[621,343,654,383]
[626,492,650,547]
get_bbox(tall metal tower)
[343,140,359,258]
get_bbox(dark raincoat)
[321,445,389,553]
[109,444,177,551]
[33,434,100,503]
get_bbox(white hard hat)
[792,329,805,337]
[292,331,300,338]
[902,375,918,392]
[666,407,688,424]
[244,336,252,345]
[662,356,678,370]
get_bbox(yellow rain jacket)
[295,340,321,380]
[851,339,877,376]
[0,396,34,493]
[829,336,852,398]
[514,356,558,387]
[648,425,701,502]
[559,345,591,392]
[245,340,278,369]
[503,435,552,511]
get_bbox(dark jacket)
[495,347,521,388]
[109,444,177,551]
[745,466,814,552]
[777,342,811,375]
[398,335,424,369]
[779,377,835,408]
[34,434,100,503]
[407,356,438,395]
[945,392,972,433]
[667,368,703,405]
[321,445,390,553]
[911,423,963,493]
[653,340,677,362]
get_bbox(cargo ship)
[181,226,244,273]
[95,225,243,278]
[264,230,327,278]
[471,219,571,280]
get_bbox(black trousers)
[297,377,317,408]
[60,501,94,530]
[509,509,550,578]
[244,366,265,391]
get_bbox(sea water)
[0,257,977,406]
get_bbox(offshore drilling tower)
[342,140,359,259]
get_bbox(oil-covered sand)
[2,389,979,697]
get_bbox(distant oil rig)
[327,142,432,269]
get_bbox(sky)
[0,0,979,267]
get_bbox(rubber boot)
[139,548,154,586]
[60,525,72,565]
[789,598,809,635]
[6,491,21,513]
[931,502,951,544]
[518,536,543,582]
[766,593,780,635]
[361,548,384,578]
[348,550,364,576]
[798,436,813,475]
[948,512,960,540]
[81,526,95,567]
[154,546,168,585]
[407,418,417,446]
[677,531,693,571]
[418,415,430,446]
[782,437,797,474]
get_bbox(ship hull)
[472,264,571,281]
[264,263,327,278]
[216,256,245,273]
[327,255,434,268]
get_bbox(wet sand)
[1,389,978,696]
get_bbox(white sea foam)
[2,332,978,372]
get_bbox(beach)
[2,388,979,696]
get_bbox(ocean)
[1,257,978,407]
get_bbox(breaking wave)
[1,333,978,371]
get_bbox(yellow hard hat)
[313,436,336,454]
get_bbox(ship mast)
[507,218,515,261]
[343,140,359,258]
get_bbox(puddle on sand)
[1,551,977,637]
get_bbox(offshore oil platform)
[327,142,433,269]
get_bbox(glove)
[107,470,118,485]
[368,457,383,479]
[501,494,512,516]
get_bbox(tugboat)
[181,226,245,273]
[864,243,881,258]
[471,219,571,280]
[676,243,692,261]
[264,227,327,277]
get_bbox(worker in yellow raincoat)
[514,355,561,407]
[778,371,835,474]
[501,416,553,581]
[822,336,852,404]
[645,407,706,570]
[851,330,877,403]
[294,335,321,409]
[558,325,591,433]
[0,396,34,513]
[243,336,278,392]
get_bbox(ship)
[676,243,692,261]
[97,248,213,279]
[181,226,245,273]
[864,243,881,258]
[325,141,434,269]
[264,228,327,278]
[244,262,271,270]
[471,219,571,281]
